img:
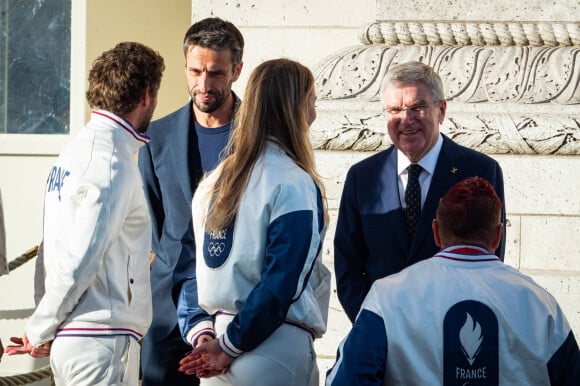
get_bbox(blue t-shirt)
[195,121,232,173]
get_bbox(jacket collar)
[435,244,499,262]
[90,110,150,153]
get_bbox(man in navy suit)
[138,18,244,385]
[334,61,506,323]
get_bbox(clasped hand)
[179,336,233,378]
[4,333,51,358]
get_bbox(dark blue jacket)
[138,101,208,342]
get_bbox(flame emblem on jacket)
[459,312,483,366]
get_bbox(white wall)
[191,0,376,97]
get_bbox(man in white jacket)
[6,42,164,386]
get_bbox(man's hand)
[179,337,233,378]
[5,334,51,358]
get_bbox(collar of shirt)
[396,134,443,207]
[397,133,443,177]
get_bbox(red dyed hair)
[436,177,502,243]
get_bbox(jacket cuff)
[218,332,244,358]
[186,320,215,347]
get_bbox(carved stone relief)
[312,22,580,155]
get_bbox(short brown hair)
[86,42,164,115]
[183,17,244,71]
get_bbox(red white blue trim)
[219,333,243,358]
[190,327,216,347]
[56,327,143,341]
[92,110,150,143]
[435,244,500,262]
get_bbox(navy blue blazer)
[138,101,209,342]
[334,135,506,322]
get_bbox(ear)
[141,88,152,107]
[232,61,243,82]
[491,223,503,251]
[432,219,442,247]
[437,99,447,124]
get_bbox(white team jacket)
[27,110,152,346]
[189,141,331,356]
[327,245,579,385]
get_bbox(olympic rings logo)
[207,242,226,256]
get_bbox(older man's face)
[383,82,446,163]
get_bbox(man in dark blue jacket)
[138,17,243,386]
[334,61,506,323]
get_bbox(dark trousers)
[141,325,200,386]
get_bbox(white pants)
[201,314,318,386]
[50,335,139,386]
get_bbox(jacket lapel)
[170,103,199,204]
[378,149,409,254]
[168,94,239,206]
[409,136,460,255]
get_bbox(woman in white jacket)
[179,58,331,386]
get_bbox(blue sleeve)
[138,143,210,342]
[334,167,372,323]
[175,240,212,342]
[225,209,316,352]
[547,331,580,385]
[326,309,387,386]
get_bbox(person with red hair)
[327,177,579,385]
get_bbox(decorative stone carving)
[361,22,579,47]
[311,102,580,155]
[312,21,580,155]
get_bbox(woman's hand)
[179,337,233,378]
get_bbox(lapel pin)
[450,167,458,174]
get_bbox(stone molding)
[311,101,580,155]
[313,21,580,155]
[361,21,579,47]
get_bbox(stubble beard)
[191,86,231,114]
[136,104,155,134]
